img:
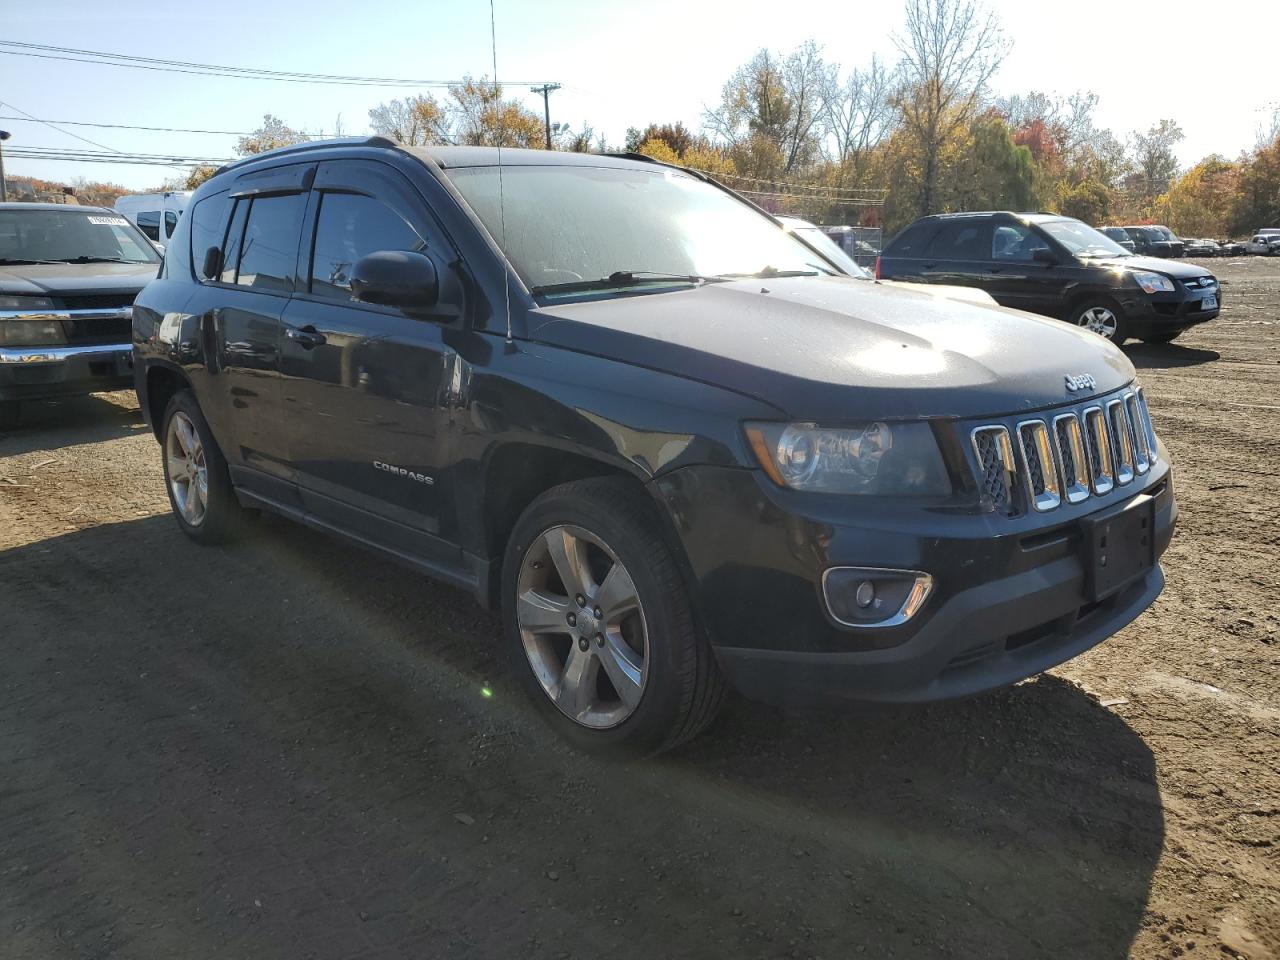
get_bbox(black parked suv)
[1,203,160,428]
[1118,225,1175,259]
[878,212,1219,344]
[132,141,1176,754]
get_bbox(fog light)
[855,580,876,608]
[823,567,933,628]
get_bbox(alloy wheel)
[166,411,209,527]
[1077,306,1118,339]
[516,524,648,729]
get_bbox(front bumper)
[0,342,134,402]
[1118,288,1219,335]
[656,458,1175,706]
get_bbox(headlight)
[1132,271,1175,294]
[745,421,951,495]
[0,318,67,346]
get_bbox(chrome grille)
[1107,399,1135,485]
[1082,406,1115,495]
[1016,420,1061,512]
[1052,413,1090,504]
[971,425,1018,514]
[970,387,1157,515]
[1126,392,1151,475]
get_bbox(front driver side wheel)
[501,477,725,756]
[1068,300,1128,345]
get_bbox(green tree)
[1128,119,1184,198]
[1057,179,1112,225]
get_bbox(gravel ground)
[1,258,1277,960]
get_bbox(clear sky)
[3,0,1278,191]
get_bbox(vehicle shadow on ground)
[1125,341,1220,369]
[0,514,1162,960]
[0,393,145,456]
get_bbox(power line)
[0,114,257,136]
[0,99,122,154]
[0,40,559,89]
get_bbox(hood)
[883,280,996,306]
[1090,255,1212,279]
[0,261,158,298]
[528,276,1135,421]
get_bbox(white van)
[114,191,191,247]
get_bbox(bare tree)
[235,115,310,156]
[894,0,1009,215]
[704,42,834,176]
[822,55,895,169]
[368,95,449,146]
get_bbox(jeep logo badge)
[1064,374,1096,393]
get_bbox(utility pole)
[0,130,9,203]
[530,83,561,150]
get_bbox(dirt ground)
[1,258,1277,960]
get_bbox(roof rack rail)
[213,135,400,176]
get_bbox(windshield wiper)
[718,265,822,279]
[0,257,62,265]
[530,270,722,295]
[53,256,139,264]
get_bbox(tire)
[1142,330,1182,344]
[1068,299,1129,345]
[159,390,249,544]
[0,400,20,431]
[501,477,725,757]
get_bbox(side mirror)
[1032,247,1058,265]
[201,245,222,280]
[350,250,440,312]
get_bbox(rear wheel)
[0,400,19,431]
[502,477,725,756]
[160,390,249,544]
[1068,300,1128,345]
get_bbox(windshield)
[786,224,871,278]
[0,207,160,264]
[444,164,830,294]
[1039,219,1132,258]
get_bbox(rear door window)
[233,194,307,293]
[164,210,180,239]
[929,221,991,260]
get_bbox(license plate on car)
[1080,494,1155,602]
[1201,295,1217,310]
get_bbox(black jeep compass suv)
[878,211,1219,344]
[132,140,1176,754]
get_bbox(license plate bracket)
[1080,493,1155,601]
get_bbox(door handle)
[286,325,326,349]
